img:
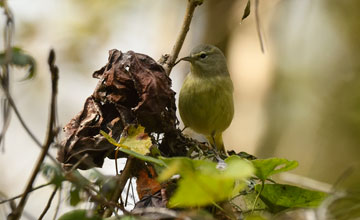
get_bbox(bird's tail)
[207,132,225,152]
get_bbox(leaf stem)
[252,180,264,214]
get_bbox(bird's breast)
[178,74,234,135]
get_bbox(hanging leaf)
[242,0,251,21]
[255,183,328,213]
[252,158,298,181]
[0,47,36,80]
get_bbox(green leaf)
[0,47,36,80]
[252,158,298,181]
[169,172,235,207]
[255,183,328,213]
[69,186,81,206]
[100,125,152,155]
[223,155,255,179]
[242,0,251,21]
[41,163,65,187]
[244,214,267,220]
[58,209,102,220]
[158,156,254,207]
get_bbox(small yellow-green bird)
[178,44,234,152]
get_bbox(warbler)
[178,44,234,152]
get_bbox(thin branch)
[52,186,62,220]
[68,154,89,172]
[0,182,52,205]
[8,49,59,220]
[38,187,58,220]
[162,0,203,75]
[255,0,265,53]
[103,157,134,218]
[132,207,178,218]
[125,179,131,206]
[251,180,264,214]
[0,84,57,163]
[130,179,136,205]
[0,0,14,151]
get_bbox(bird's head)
[179,44,229,76]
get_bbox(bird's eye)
[200,53,207,59]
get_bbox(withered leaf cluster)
[57,49,180,170]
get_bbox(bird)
[178,44,234,152]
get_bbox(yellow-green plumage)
[178,44,234,152]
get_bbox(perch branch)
[163,0,203,75]
[8,49,59,220]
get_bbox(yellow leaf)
[101,125,152,155]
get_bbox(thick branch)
[163,0,203,75]
[8,49,59,220]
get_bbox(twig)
[255,0,265,53]
[252,180,264,214]
[52,186,62,220]
[38,186,58,220]
[68,154,89,173]
[103,157,134,217]
[130,180,136,205]
[8,49,59,220]
[0,84,57,162]
[62,169,122,215]
[0,0,14,151]
[132,207,178,218]
[242,208,267,214]
[125,179,131,206]
[0,182,52,205]
[82,187,120,217]
[162,0,203,75]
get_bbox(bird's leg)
[181,126,188,132]
[210,134,226,169]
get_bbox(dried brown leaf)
[57,50,178,170]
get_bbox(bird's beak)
[179,56,193,62]
[174,56,193,66]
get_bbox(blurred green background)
[1,0,360,218]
